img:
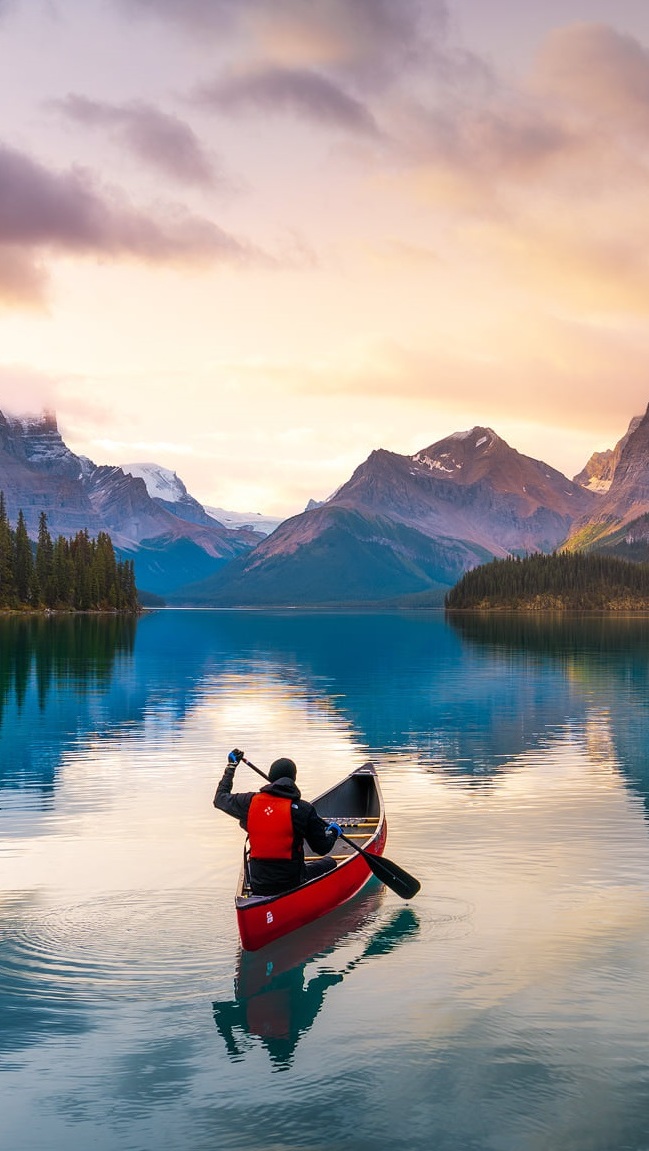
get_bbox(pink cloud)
[0,142,264,304]
[196,65,380,135]
[534,22,649,132]
[55,95,219,187]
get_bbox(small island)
[445,551,649,611]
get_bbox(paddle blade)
[340,835,420,900]
[367,853,421,900]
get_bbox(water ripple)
[0,890,223,1005]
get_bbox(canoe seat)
[324,817,379,827]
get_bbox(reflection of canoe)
[235,762,386,951]
[235,881,386,1000]
[214,891,419,1068]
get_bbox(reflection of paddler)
[212,898,420,1068]
[214,967,344,1068]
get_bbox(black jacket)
[213,766,337,895]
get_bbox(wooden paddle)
[240,756,421,901]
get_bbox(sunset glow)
[2,1,649,515]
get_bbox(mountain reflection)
[213,887,419,1069]
[449,611,649,813]
[5,608,649,817]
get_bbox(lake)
[2,609,649,1151]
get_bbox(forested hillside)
[0,496,138,612]
[445,552,649,610]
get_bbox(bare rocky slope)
[567,404,649,555]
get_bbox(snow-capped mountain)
[123,462,192,503]
[122,462,225,529]
[0,412,258,595]
[204,505,283,536]
[3,409,94,479]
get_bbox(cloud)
[245,0,450,87]
[196,66,380,135]
[0,365,61,413]
[396,99,575,189]
[116,0,455,88]
[115,0,244,34]
[533,22,649,133]
[55,95,218,187]
[0,246,48,307]
[0,142,259,303]
[367,21,649,323]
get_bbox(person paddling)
[213,749,343,896]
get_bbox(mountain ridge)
[168,426,598,606]
[567,404,649,552]
[5,405,649,606]
[0,411,257,595]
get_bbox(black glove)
[227,748,244,767]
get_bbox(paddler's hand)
[327,821,343,839]
[227,748,244,768]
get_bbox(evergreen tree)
[0,501,139,613]
[52,535,74,607]
[14,510,34,604]
[0,492,15,607]
[445,551,649,610]
[35,511,55,607]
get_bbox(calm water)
[2,610,649,1151]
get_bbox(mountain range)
[3,403,649,605]
[169,426,597,606]
[0,411,260,596]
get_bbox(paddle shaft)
[239,756,420,901]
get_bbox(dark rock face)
[573,415,643,493]
[568,405,649,549]
[0,410,96,534]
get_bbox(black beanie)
[268,757,297,782]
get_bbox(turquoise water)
[2,610,649,1150]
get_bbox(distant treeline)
[445,551,649,610]
[0,495,138,612]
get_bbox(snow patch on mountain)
[412,428,499,475]
[205,506,282,536]
[0,409,90,479]
[413,455,455,473]
[123,463,189,502]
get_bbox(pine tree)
[0,492,15,607]
[35,511,55,607]
[14,510,34,605]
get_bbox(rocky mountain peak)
[123,462,189,502]
[573,413,643,493]
[566,403,649,549]
[605,403,649,500]
[412,427,502,476]
[0,407,85,479]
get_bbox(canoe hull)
[235,763,386,952]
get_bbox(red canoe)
[235,762,387,951]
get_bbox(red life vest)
[248,793,295,859]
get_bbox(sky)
[3,1,649,515]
